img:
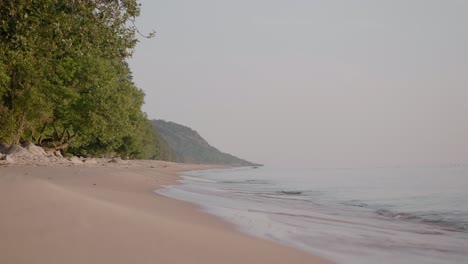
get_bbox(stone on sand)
[69,156,83,164]
[7,144,32,157]
[22,142,47,157]
[84,158,98,164]
[0,142,9,154]
[0,154,15,163]
[108,158,128,164]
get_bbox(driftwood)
[35,122,77,151]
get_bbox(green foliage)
[0,0,173,160]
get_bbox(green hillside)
[152,120,260,166]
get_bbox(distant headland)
[152,120,262,167]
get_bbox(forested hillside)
[152,120,260,166]
[0,0,172,160]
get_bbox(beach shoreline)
[0,161,331,264]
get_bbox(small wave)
[375,209,468,232]
[246,180,269,184]
[219,179,269,185]
[181,176,216,183]
[278,190,303,195]
[376,209,417,220]
[342,200,369,208]
[219,181,243,184]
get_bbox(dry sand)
[0,161,331,264]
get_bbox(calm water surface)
[157,166,468,264]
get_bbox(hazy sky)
[128,0,468,167]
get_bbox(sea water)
[156,166,468,264]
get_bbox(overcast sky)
[128,0,468,167]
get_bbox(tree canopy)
[0,0,170,159]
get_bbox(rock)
[0,154,15,163]
[49,155,66,163]
[6,155,15,163]
[108,157,129,165]
[69,156,83,164]
[0,142,9,154]
[6,144,31,157]
[84,158,98,164]
[22,142,47,157]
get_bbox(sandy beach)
[0,161,331,264]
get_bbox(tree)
[0,0,170,160]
